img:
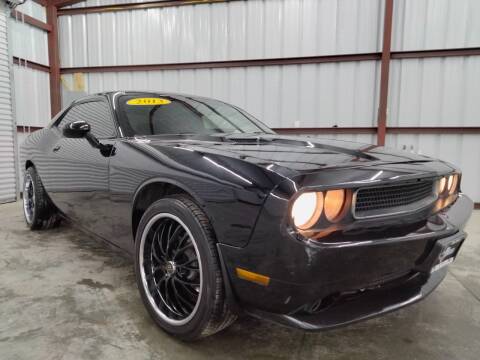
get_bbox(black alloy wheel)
[139,213,203,325]
[135,195,236,340]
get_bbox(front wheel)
[134,195,236,340]
[23,166,61,230]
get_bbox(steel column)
[376,0,394,146]
[46,4,61,117]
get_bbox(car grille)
[353,179,436,218]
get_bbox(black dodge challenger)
[21,91,473,340]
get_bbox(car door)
[45,98,117,240]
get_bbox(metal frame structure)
[14,0,480,139]
[10,0,480,208]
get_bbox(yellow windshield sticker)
[126,98,171,106]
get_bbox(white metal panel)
[0,3,17,203]
[61,60,380,129]
[13,64,51,127]
[387,134,480,202]
[392,0,480,51]
[9,18,49,65]
[388,57,480,127]
[16,129,27,189]
[58,0,383,67]
[14,1,46,22]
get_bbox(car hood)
[128,133,440,179]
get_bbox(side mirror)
[63,120,91,138]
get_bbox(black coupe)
[20,91,473,340]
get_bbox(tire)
[134,195,236,340]
[23,166,61,230]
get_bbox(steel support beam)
[392,48,480,59]
[57,0,240,15]
[274,127,377,135]
[50,0,86,7]
[20,125,480,135]
[47,4,61,117]
[59,47,480,74]
[377,0,394,146]
[13,57,50,73]
[274,127,480,135]
[60,53,382,74]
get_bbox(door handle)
[53,145,61,152]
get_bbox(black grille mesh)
[355,180,434,215]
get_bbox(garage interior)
[1,0,480,358]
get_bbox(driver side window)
[58,101,116,139]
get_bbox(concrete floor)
[0,201,479,360]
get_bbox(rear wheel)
[134,195,236,340]
[23,166,61,230]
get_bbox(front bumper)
[218,193,473,330]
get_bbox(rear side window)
[57,101,116,139]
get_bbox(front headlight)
[448,174,459,194]
[434,173,461,212]
[438,176,447,194]
[291,192,323,230]
[324,189,347,222]
[291,189,351,231]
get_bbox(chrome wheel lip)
[139,213,203,326]
[23,174,35,224]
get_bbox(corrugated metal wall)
[388,57,480,127]
[387,0,480,202]
[60,61,381,129]
[0,2,17,203]
[392,0,480,51]
[59,0,383,67]
[10,1,50,188]
[387,134,480,202]
[58,0,385,130]
[10,16,48,65]
[33,0,471,203]
[10,2,50,120]
[13,64,51,128]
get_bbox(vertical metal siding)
[58,0,383,67]
[387,0,480,202]
[61,60,380,129]
[0,2,17,203]
[9,18,49,66]
[388,56,480,127]
[392,0,480,51]
[13,64,51,127]
[16,130,27,190]
[387,134,480,202]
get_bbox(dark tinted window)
[116,95,272,137]
[58,101,116,138]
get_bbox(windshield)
[116,94,274,137]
